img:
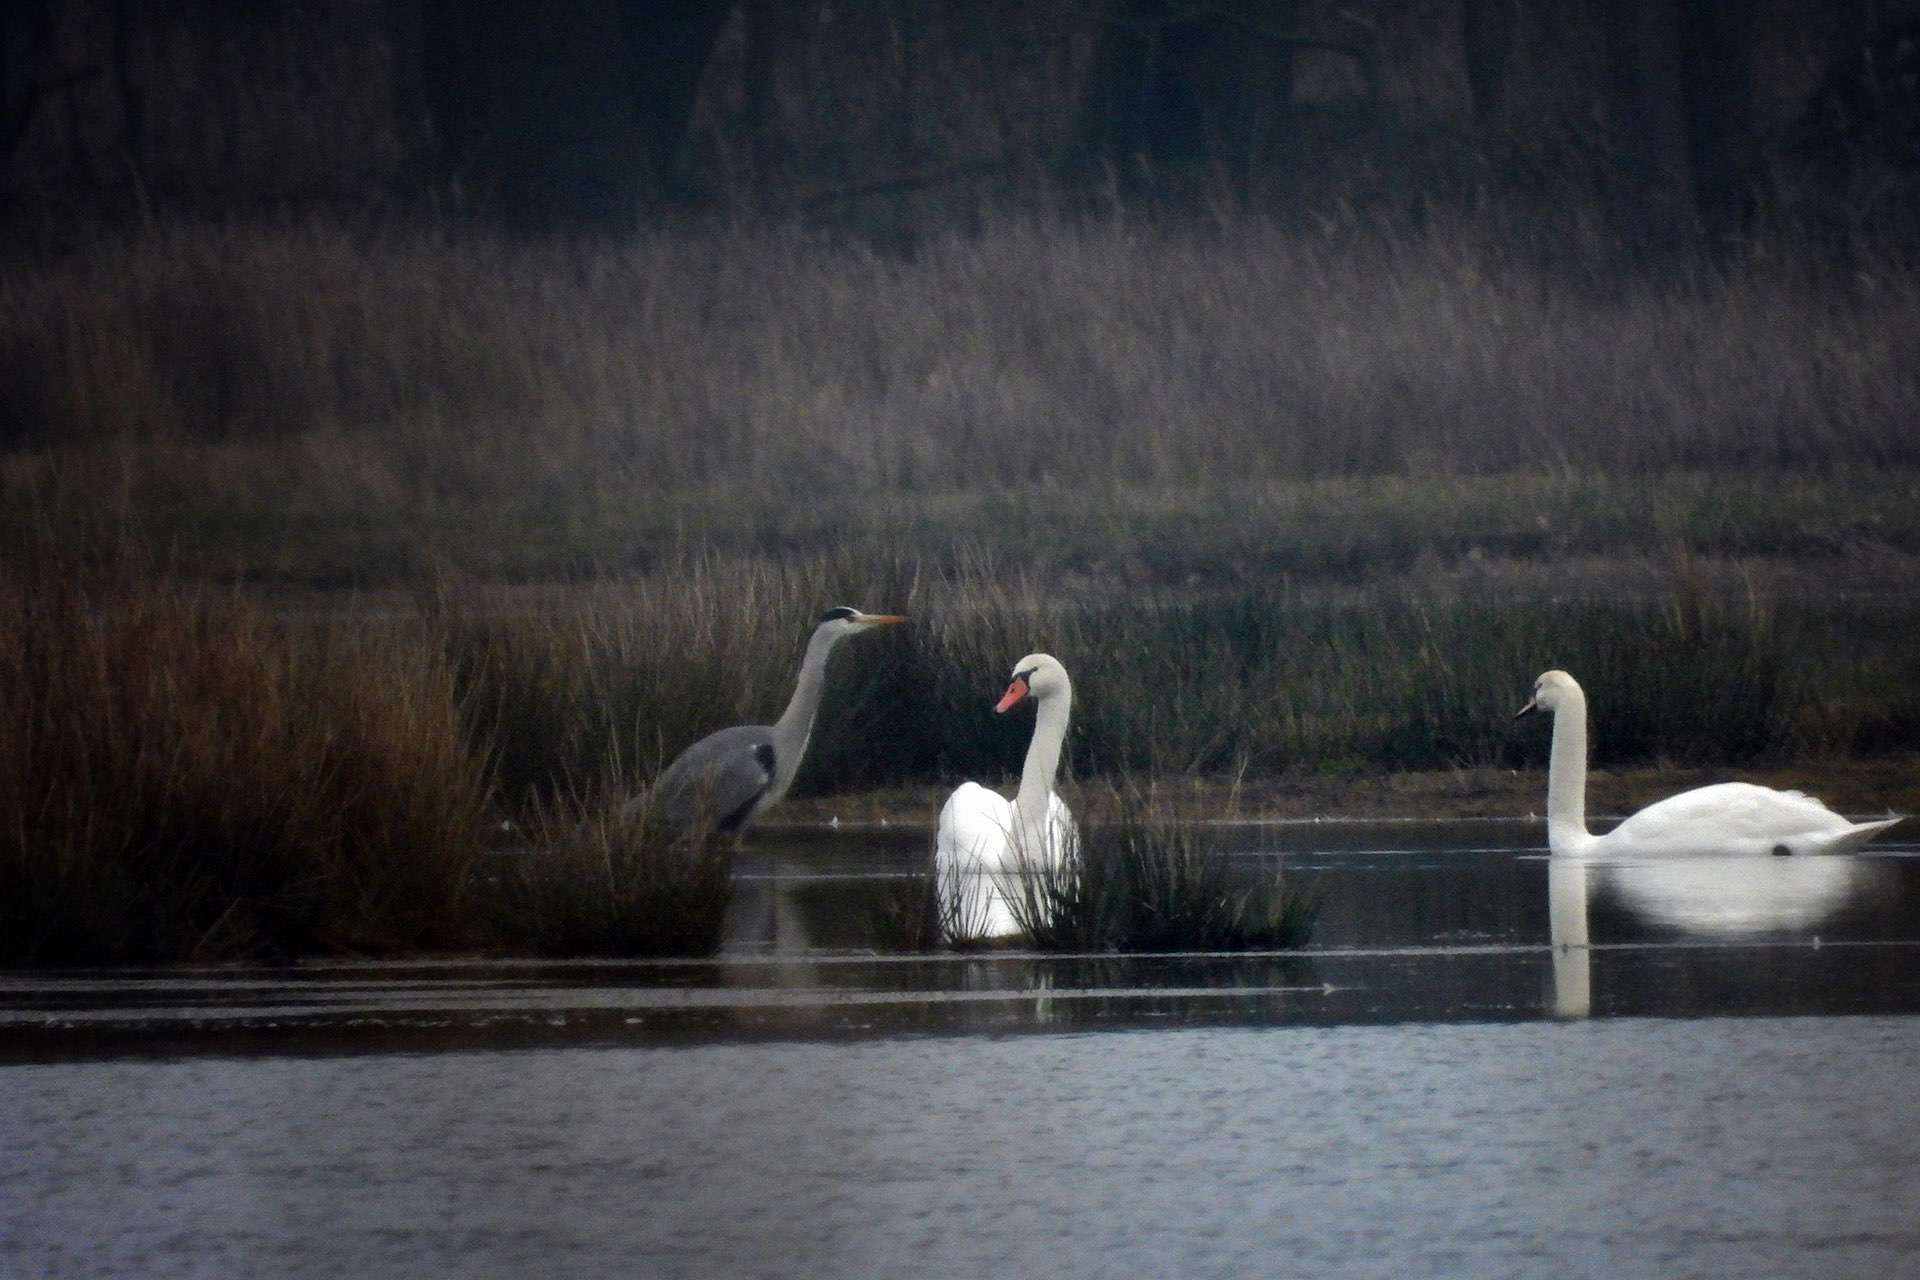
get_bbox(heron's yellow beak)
[1513,697,1539,721]
[857,613,906,628]
[994,675,1031,713]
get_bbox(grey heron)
[936,653,1077,939]
[649,606,905,835]
[1516,669,1902,857]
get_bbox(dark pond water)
[6,821,1920,1279]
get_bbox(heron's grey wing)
[655,725,778,833]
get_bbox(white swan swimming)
[1515,669,1902,859]
[936,653,1077,940]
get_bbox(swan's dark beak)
[1513,698,1539,721]
[994,675,1031,713]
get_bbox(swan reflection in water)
[1601,855,1889,936]
[1544,853,1896,1019]
[1547,859,1592,1019]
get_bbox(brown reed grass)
[2,218,1913,512]
[0,560,487,963]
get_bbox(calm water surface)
[6,821,1919,1279]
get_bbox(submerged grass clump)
[484,795,735,958]
[1090,796,1318,952]
[999,790,1317,953]
[868,857,945,953]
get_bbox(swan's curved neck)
[1014,684,1071,837]
[1546,687,1596,855]
[768,625,839,801]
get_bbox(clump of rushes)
[1003,789,1317,952]
[487,792,734,957]
[0,567,488,964]
[867,855,945,952]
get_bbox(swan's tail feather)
[1818,815,1904,855]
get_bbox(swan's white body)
[1517,669,1901,859]
[936,654,1077,941]
[938,785,1075,940]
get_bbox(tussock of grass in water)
[868,858,945,953]
[1003,790,1317,952]
[485,794,734,958]
[1098,797,1318,952]
[886,789,1317,953]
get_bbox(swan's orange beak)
[1513,697,1539,721]
[994,675,1031,713]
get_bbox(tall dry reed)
[0,564,487,963]
[2,219,1914,519]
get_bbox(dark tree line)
[2,0,1917,250]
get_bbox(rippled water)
[5,821,1919,1279]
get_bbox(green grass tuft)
[1001,788,1317,953]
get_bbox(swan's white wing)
[936,782,1027,940]
[1606,782,1851,855]
[937,782,1016,872]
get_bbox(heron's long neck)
[768,627,837,801]
[1547,689,1594,854]
[1014,688,1071,836]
